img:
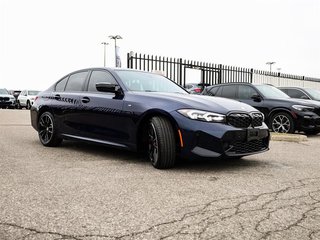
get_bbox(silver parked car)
[17,90,40,109]
[0,88,16,109]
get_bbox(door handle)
[81,97,90,104]
[54,94,61,100]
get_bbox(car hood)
[129,92,259,114]
[0,94,13,98]
[268,97,320,108]
[289,98,320,107]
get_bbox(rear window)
[220,85,237,98]
[55,77,68,92]
[65,71,88,92]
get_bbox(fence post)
[250,68,254,83]
[127,51,134,69]
[178,58,183,86]
[218,64,222,84]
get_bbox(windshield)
[255,85,290,99]
[305,88,320,101]
[115,70,188,94]
[0,88,9,94]
[28,90,40,95]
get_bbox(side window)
[65,71,88,92]
[238,85,258,99]
[215,87,223,97]
[55,77,68,92]
[208,87,219,96]
[88,70,117,92]
[287,89,309,99]
[220,85,237,98]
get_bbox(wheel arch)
[136,109,180,152]
[37,106,55,126]
[267,108,294,123]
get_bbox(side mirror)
[96,82,119,93]
[251,94,262,102]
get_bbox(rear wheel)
[26,101,31,109]
[148,116,176,169]
[38,112,62,147]
[270,112,295,133]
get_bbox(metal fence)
[127,52,320,89]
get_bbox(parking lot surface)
[1,109,320,240]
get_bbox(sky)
[1,0,319,90]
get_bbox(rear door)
[52,70,89,136]
[76,69,129,148]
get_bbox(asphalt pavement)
[1,109,320,240]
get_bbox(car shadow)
[56,141,269,172]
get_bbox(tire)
[38,112,62,147]
[17,101,22,109]
[270,112,295,133]
[26,101,31,110]
[148,116,176,169]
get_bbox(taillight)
[34,96,39,101]
[194,88,202,93]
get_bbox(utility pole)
[266,62,276,73]
[101,42,109,67]
[108,35,122,67]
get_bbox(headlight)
[178,109,226,123]
[292,105,314,112]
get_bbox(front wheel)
[270,112,295,133]
[38,112,62,147]
[148,116,176,169]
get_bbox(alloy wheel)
[148,123,159,165]
[272,114,291,133]
[39,114,54,144]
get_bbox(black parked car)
[279,87,320,101]
[31,68,269,169]
[202,83,320,134]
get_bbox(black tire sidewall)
[148,116,176,169]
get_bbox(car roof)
[278,86,305,89]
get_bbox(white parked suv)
[17,90,40,109]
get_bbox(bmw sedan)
[31,68,269,169]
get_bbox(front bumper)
[295,111,320,132]
[172,112,270,160]
[0,100,16,108]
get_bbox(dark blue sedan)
[31,68,269,169]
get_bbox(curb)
[270,133,308,142]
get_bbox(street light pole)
[266,62,276,73]
[108,35,122,67]
[101,42,109,67]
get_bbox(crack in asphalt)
[1,177,320,239]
